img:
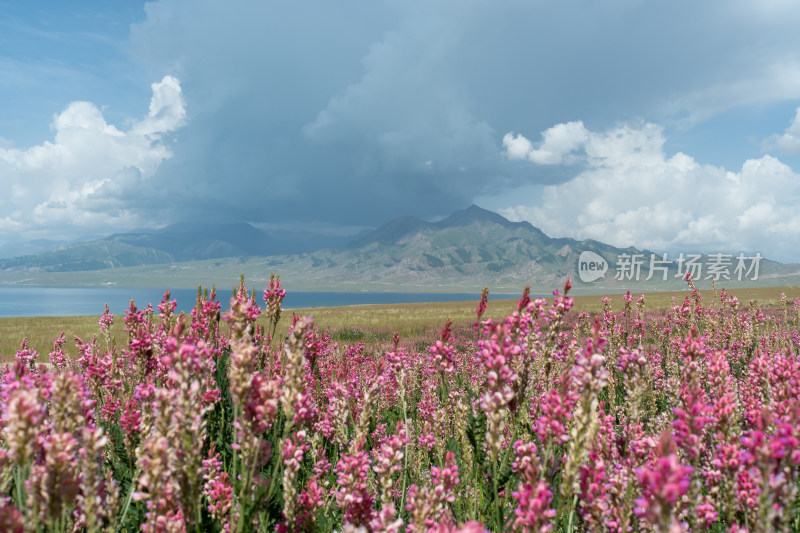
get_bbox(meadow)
[0,277,799,531]
[2,285,798,360]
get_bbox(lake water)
[0,285,521,317]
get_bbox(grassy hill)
[2,205,799,293]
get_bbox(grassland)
[2,284,799,361]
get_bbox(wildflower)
[282,316,312,423]
[511,481,555,532]
[27,432,80,527]
[532,381,577,446]
[134,388,187,531]
[0,499,24,533]
[202,449,232,523]
[263,273,287,328]
[477,324,519,460]
[475,286,489,329]
[371,504,404,533]
[561,322,609,501]
[672,327,713,461]
[518,285,531,311]
[373,420,409,505]
[4,386,44,467]
[13,339,38,370]
[428,339,455,375]
[48,333,68,372]
[335,445,375,527]
[241,372,282,434]
[405,452,461,532]
[634,432,693,533]
[510,440,556,532]
[77,426,116,532]
[120,398,141,437]
[282,430,310,529]
[222,278,261,342]
[99,302,114,333]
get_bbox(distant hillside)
[253,205,800,291]
[256,204,649,289]
[0,222,349,272]
[1,205,798,292]
[0,237,91,259]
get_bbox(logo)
[578,251,608,282]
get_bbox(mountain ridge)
[0,221,353,272]
[1,205,797,291]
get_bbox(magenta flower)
[263,273,287,327]
[635,433,693,531]
[48,333,68,371]
[202,451,232,521]
[334,446,375,526]
[511,480,555,532]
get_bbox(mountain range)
[1,205,797,292]
[0,222,356,272]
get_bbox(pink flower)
[14,339,38,369]
[99,302,114,333]
[120,399,141,437]
[428,339,456,375]
[477,324,520,458]
[634,433,693,529]
[374,420,409,504]
[476,287,489,323]
[532,383,577,445]
[511,480,555,532]
[241,372,281,434]
[334,447,375,526]
[263,273,287,326]
[48,332,68,371]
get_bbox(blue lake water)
[0,286,521,317]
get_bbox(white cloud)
[500,121,800,262]
[133,76,186,138]
[767,106,800,153]
[0,76,185,240]
[503,121,588,165]
[0,217,22,232]
[662,62,800,127]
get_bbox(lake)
[0,285,521,318]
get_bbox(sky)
[2,1,800,261]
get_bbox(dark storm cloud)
[126,0,516,225]
[7,0,800,239]
[116,0,800,228]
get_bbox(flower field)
[1,274,799,532]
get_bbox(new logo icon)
[578,251,608,282]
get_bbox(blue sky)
[2,1,800,260]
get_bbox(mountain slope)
[253,205,797,291]
[0,221,353,272]
[1,205,797,291]
[255,205,647,289]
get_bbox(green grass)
[0,315,112,361]
[2,285,799,361]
